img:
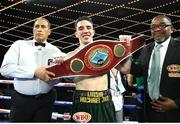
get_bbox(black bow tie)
[35,42,46,47]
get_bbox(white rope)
[0,80,76,87]
[0,108,71,120]
[0,95,73,106]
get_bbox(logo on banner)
[84,44,113,71]
[90,50,108,65]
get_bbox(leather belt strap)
[47,35,145,78]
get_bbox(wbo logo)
[72,112,91,123]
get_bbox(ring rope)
[0,95,73,106]
[0,108,71,120]
[0,95,139,110]
[0,80,143,110]
[0,80,76,87]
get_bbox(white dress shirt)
[110,71,126,111]
[0,39,64,95]
[148,37,171,86]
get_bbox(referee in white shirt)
[0,17,64,122]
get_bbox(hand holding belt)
[47,35,146,79]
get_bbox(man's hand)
[151,96,178,112]
[54,53,67,65]
[116,56,132,74]
[34,66,55,82]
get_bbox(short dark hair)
[74,16,93,29]
[34,17,51,29]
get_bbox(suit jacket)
[131,37,180,122]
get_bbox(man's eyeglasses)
[150,24,171,31]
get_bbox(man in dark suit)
[122,15,180,122]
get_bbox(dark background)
[1,0,180,55]
[0,0,180,122]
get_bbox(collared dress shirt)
[0,39,64,95]
[147,37,171,95]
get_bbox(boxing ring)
[0,80,143,122]
[0,36,146,122]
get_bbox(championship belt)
[47,35,145,78]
